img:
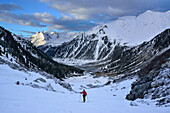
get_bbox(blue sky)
[0,0,170,37]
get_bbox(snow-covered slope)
[1,64,170,113]
[86,29,170,76]
[126,48,170,106]
[0,26,83,79]
[88,10,170,45]
[30,31,75,47]
[38,10,170,61]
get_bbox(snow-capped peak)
[50,31,56,35]
[37,10,170,61]
[30,31,76,47]
[145,10,153,13]
[86,10,170,45]
[42,30,46,33]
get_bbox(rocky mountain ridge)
[85,29,170,76]
[126,48,170,106]
[36,10,170,61]
[0,26,83,79]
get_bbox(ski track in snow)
[0,64,170,113]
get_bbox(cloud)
[0,10,96,32]
[20,30,36,34]
[33,12,58,24]
[1,1,169,34]
[33,12,97,31]
[0,3,46,28]
[0,11,47,27]
[9,29,36,35]
[48,19,96,31]
[0,3,22,11]
[40,0,170,21]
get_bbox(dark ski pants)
[83,95,86,102]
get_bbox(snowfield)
[0,64,170,113]
[34,10,170,62]
[86,10,170,45]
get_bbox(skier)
[80,89,87,102]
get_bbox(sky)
[0,0,170,38]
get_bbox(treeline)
[0,26,83,79]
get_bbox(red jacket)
[80,90,87,96]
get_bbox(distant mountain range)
[0,10,169,106]
[30,30,77,47]
[31,10,170,61]
[0,27,83,79]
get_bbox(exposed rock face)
[38,29,118,60]
[85,29,168,76]
[0,26,83,79]
[126,49,170,106]
[37,11,170,61]
[30,31,75,47]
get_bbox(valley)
[0,64,169,113]
[0,10,170,113]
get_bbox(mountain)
[0,11,170,112]
[90,29,170,75]
[126,48,170,106]
[30,31,76,47]
[0,26,83,79]
[1,63,169,113]
[91,28,170,105]
[36,10,170,61]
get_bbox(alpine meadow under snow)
[0,9,170,113]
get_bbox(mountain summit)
[36,11,170,61]
[30,31,76,47]
[0,26,83,79]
